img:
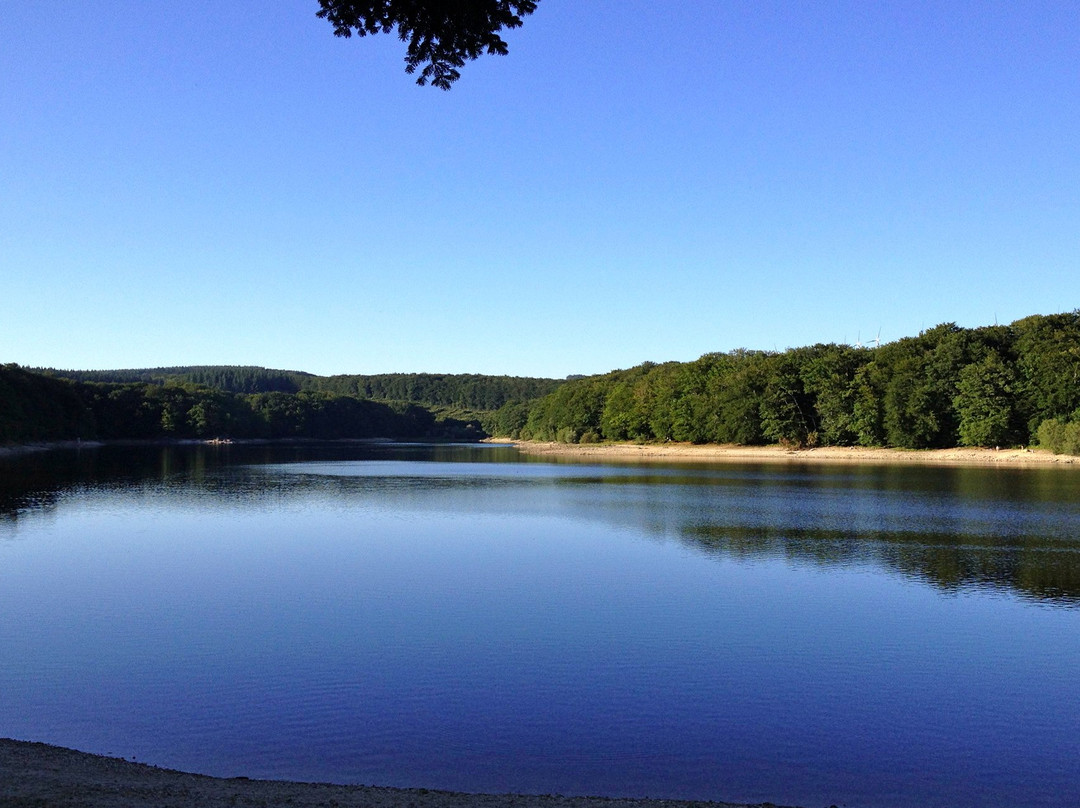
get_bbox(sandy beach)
[3,439,1074,468]
[0,739,795,808]
[490,440,1077,467]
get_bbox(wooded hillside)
[492,312,1080,454]
[8,312,1080,453]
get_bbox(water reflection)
[3,443,1080,808]
[2,444,1079,605]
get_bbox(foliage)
[953,352,1022,447]
[799,344,866,445]
[1013,312,1080,434]
[10,312,1080,452]
[0,365,94,443]
[0,368,486,445]
[306,372,562,410]
[1036,415,1080,456]
[521,375,609,443]
[43,366,563,413]
[759,350,818,448]
[43,366,310,393]
[315,0,539,89]
[485,311,1080,450]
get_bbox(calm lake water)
[1,443,1079,808]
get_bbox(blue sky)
[2,1,1077,378]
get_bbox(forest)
[4,312,1080,453]
[48,367,562,411]
[0,368,502,444]
[492,312,1080,455]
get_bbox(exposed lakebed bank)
[3,438,1076,468]
[0,739,794,808]
[494,439,1078,467]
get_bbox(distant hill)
[302,372,564,411]
[46,366,312,394]
[41,367,565,411]
[23,310,1080,454]
[1,364,495,444]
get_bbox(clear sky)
[2,1,1077,378]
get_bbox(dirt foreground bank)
[494,440,1077,467]
[0,739,795,808]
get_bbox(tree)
[759,351,818,448]
[711,350,768,445]
[953,352,1021,447]
[878,324,974,449]
[599,364,658,443]
[316,0,539,89]
[667,354,731,443]
[799,344,867,446]
[1013,311,1080,436]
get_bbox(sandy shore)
[4,439,1074,468]
[490,439,1077,467]
[0,739,795,808]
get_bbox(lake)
[1,442,1078,807]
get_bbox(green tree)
[1036,412,1080,455]
[667,354,729,443]
[711,350,768,445]
[758,351,819,447]
[599,364,658,442]
[487,399,531,438]
[800,344,867,445]
[1013,312,1080,436]
[522,376,609,443]
[878,325,973,449]
[953,352,1021,447]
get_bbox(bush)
[1067,423,1080,456]
[1037,418,1067,453]
[1036,418,1080,455]
[555,426,579,444]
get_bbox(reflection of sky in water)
[257,458,641,479]
[1,445,1080,808]
[4,447,1080,602]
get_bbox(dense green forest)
[47,367,563,411]
[6,312,1080,452]
[0,366,489,444]
[492,312,1080,454]
[51,366,314,394]
[3,366,566,445]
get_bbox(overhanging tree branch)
[316,0,539,89]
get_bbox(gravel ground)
[0,739,798,808]
[500,439,1076,466]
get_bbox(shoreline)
[0,738,793,808]
[490,439,1078,467]
[3,437,1075,468]
[0,437,456,459]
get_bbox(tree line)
[45,367,563,412]
[0,367,485,444]
[8,311,1080,453]
[490,312,1080,454]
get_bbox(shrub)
[1037,418,1066,453]
[1036,417,1080,455]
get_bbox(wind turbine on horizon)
[853,328,882,349]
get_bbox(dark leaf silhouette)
[317,0,539,89]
